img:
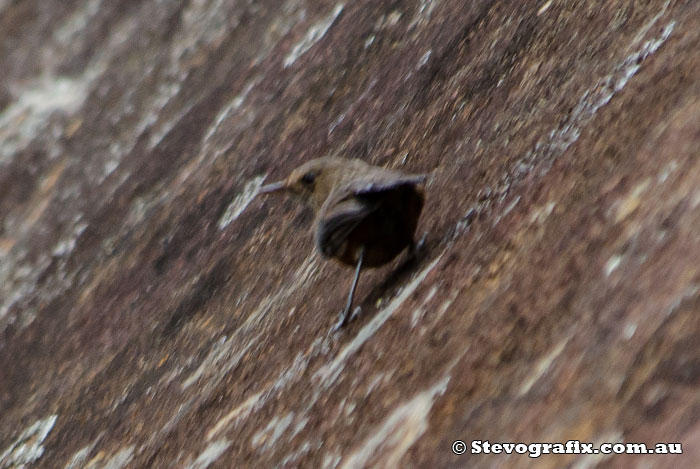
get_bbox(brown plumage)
[260,157,426,330]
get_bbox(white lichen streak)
[207,391,265,440]
[206,337,326,441]
[409,0,439,29]
[175,76,263,186]
[242,257,321,331]
[99,445,135,469]
[134,81,182,149]
[204,77,261,143]
[529,202,557,225]
[0,253,50,323]
[187,439,231,469]
[549,19,676,155]
[178,260,325,455]
[537,0,552,16]
[0,77,89,164]
[411,285,439,326]
[314,254,444,387]
[417,50,432,68]
[217,176,267,230]
[604,255,623,277]
[430,289,459,325]
[52,218,88,257]
[492,195,521,226]
[280,441,315,467]
[519,336,571,396]
[54,0,103,47]
[614,179,650,223]
[181,333,260,390]
[284,4,344,67]
[251,413,295,451]
[0,415,58,468]
[338,376,451,469]
[64,437,101,469]
[514,6,677,188]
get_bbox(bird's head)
[259,157,365,210]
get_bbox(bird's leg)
[406,232,427,261]
[332,247,364,331]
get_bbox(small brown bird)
[260,157,426,330]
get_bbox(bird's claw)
[330,312,347,333]
[349,306,362,322]
[415,232,427,252]
[330,306,362,333]
[407,233,427,261]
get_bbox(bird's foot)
[407,232,428,261]
[350,306,362,322]
[330,306,362,333]
[330,310,348,333]
[415,232,427,252]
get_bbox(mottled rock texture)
[1,0,699,467]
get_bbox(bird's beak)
[258,181,286,194]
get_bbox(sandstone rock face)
[1,1,699,467]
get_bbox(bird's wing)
[315,170,426,258]
[315,196,375,258]
[347,172,427,197]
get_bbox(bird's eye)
[300,172,316,186]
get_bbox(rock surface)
[1,0,699,467]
